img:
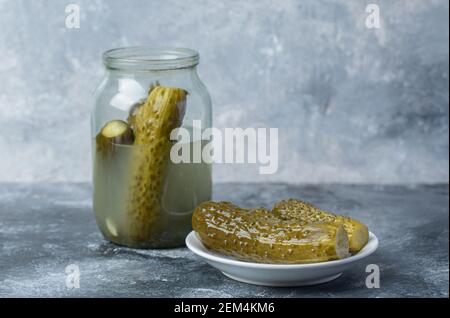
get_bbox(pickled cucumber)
[96,120,134,158]
[192,201,349,264]
[124,84,187,244]
[273,199,369,253]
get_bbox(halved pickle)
[273,199,369,253]
[192,201,349,264]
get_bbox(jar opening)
[103,46,199,71]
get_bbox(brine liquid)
[92,139,212,248]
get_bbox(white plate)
[186,231,378,286]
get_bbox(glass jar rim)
[103,46,199,71]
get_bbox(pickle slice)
[95,120,134,158]
[273,199,369,253]
[192,201,349,264]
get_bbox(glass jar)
[91,47,212,248]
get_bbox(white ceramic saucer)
[186,231,378,287]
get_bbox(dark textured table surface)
[0,183,448,298]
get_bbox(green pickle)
[273,199,369,253]
[124,85,187,245]
[95,120,135,158]
[192,201,350,264]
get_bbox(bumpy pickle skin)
[192,201,349,264]
[272,199,369,253]
[124,85,187,245]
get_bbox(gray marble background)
[0,0,448,183]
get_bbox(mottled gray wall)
[0,0,448,183]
